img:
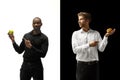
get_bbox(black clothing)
[76,61,99,80]
[13,30,49,80]
[20,62,43,80]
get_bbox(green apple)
[8,30,14,35]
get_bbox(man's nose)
[78,21,80,23]
[78,20,80,23]
[35,24,38,26]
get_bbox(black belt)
[78,61,98,65]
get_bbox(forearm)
[98,36,108,52]
[72,43,89,54]
[31,46,48,57]
[13,40,25,54]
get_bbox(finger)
[24,38,30,42]
[24,38,29,42]
[112,28,116,32]
[24,38,27,41]
[111,29,116,34]
[95,41,99,43]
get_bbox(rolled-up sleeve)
[98,35,108,52]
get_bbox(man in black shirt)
[8,17,49,80]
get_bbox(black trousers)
[76,61,99,80]
[20,62,43,80]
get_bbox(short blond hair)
[77,12,92,22]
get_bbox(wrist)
[105,33,109,37]
[12,40,15,43]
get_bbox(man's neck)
[82,26,90,32]
[32,30,41,35]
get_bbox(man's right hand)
[89,41,99,47]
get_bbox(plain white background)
[0,0,60,80]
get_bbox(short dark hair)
[77,12,92,22]
[33,17,41,21]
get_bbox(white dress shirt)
[72,29,108,62]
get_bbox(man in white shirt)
[71,12,116,80]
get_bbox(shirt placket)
[85,32,90,60]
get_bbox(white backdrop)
[0,0,60,80]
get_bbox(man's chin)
[80,26,83,28]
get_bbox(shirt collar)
[30,30,41,36]
[80,28,93,33]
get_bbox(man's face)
[32,17,42,30]
[78,16,88,28]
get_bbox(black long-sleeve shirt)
[13,31,49,63]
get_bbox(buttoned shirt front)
[72,29,108,62]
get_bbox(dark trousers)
[76,61,99,80]
[20,62,43,80]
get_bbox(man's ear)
[40,23,42,26]
[86,19,91,24]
